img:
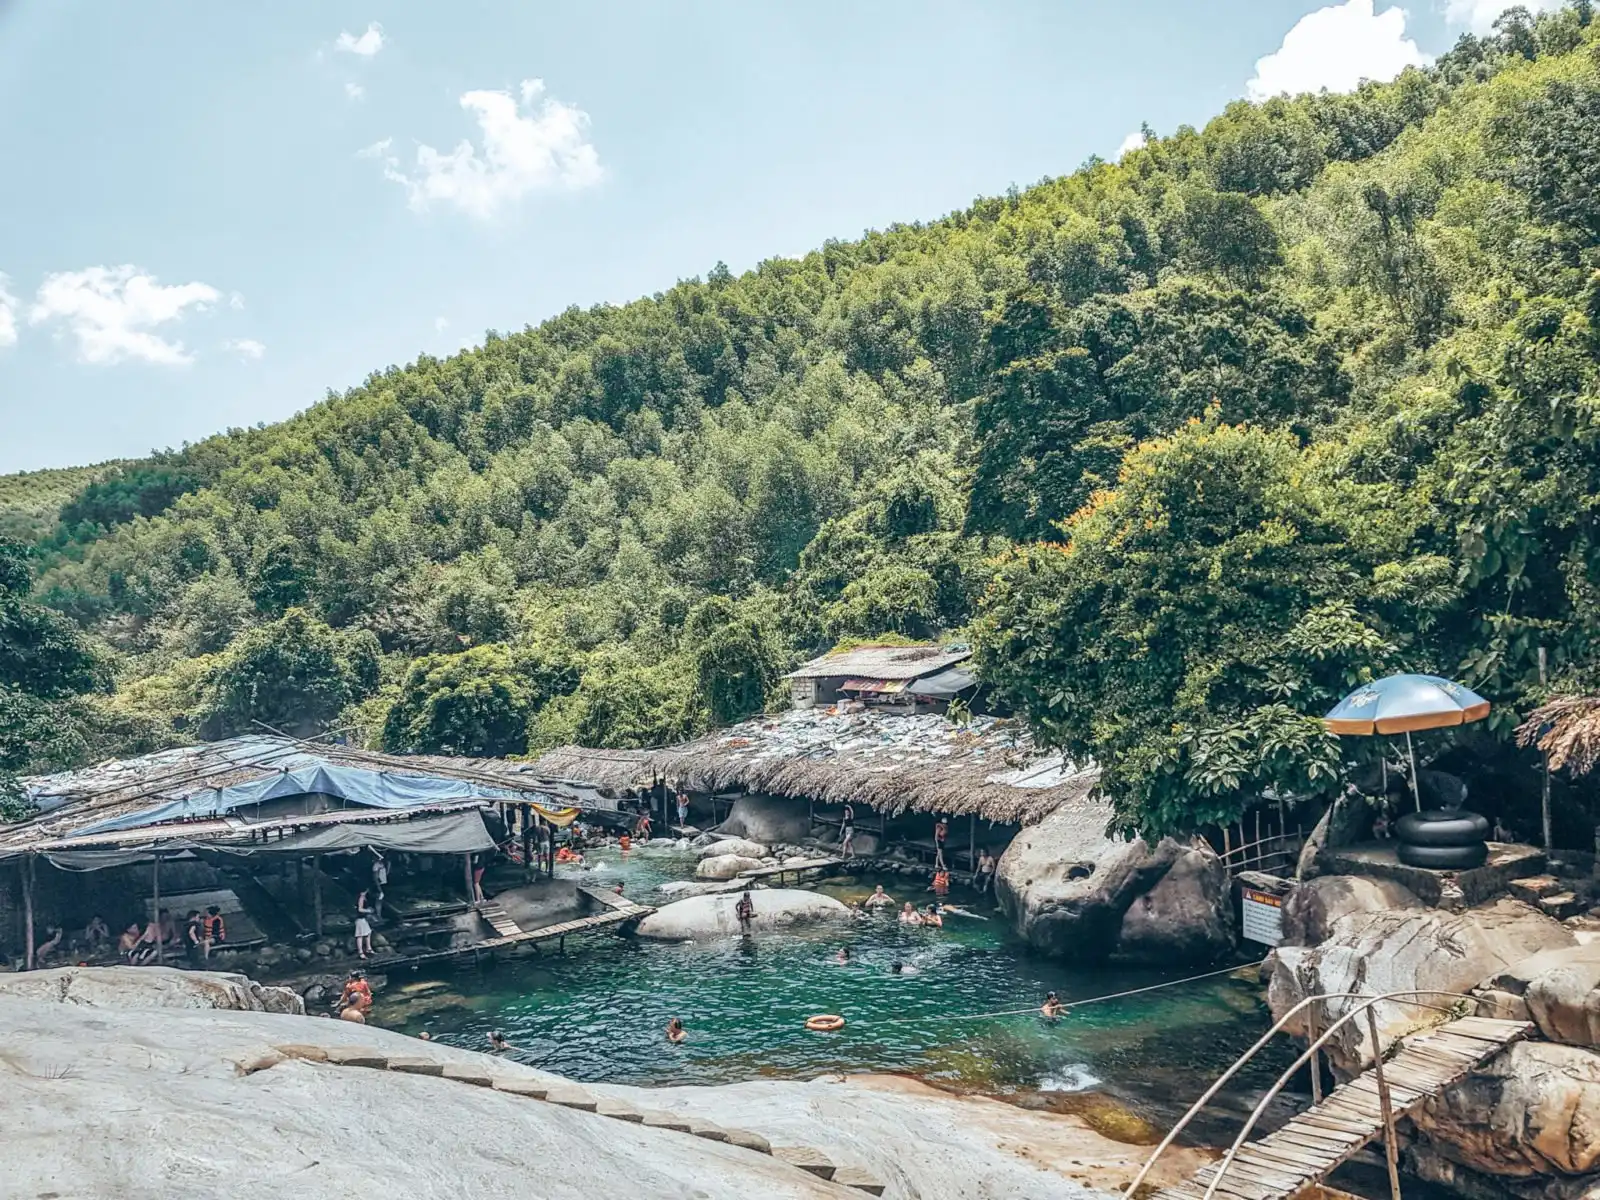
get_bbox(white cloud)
[336,22,384,57]
[374,79,603,220]
[224,338,266,361]
[434,315,450,331]
[358,137,393,159]
[29,265,221,366]
[0,274,17,348]
[1117,130,1147,158]
[345,82,366,102]
[1443,0,1563,33]
[1248,0,1429,101]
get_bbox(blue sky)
[0,0,1552,472]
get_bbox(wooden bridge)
[736,856,846,885]
[376,887,654,969]
[1130,995,1533,1200]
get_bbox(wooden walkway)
[1151,1016,1534,1200]
[737,857,845,884]
[378,892,655,969]
[475,901,523,938]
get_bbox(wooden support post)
[152,853,163,965]
[1367,1006,1403,1200]
[969,814,976,874]
[1307,1006,1323,1105]
[1254,811,1262,869]
[464,854,475,903]
[1222,825,1231,865]
[313,855,323,936]
[22,856,36,972]
[521,804,533,878]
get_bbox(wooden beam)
[22,856,35,971]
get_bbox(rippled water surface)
[375,847,1293,1129]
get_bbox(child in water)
[666,1018,687,1044]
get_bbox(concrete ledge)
[273,1043,330,1063]
[491,1079,549,1099]
[595,1099,644,1122]
[833,1165,887,1195]
[441,1064,495,1087]
[688,1119,730,1142]
[724,1129,772,1155]
[386,1057,445,1076]
[546,1087,599,1112]
[322,1046,389,1069]
[641,1110,694,1133]
[773,1145,836,1180]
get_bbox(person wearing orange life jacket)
[340,970,372,1013]
[197,905,226,961]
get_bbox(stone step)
[725,1128,772,1155]
[1509,874,1564,903]
[688,1119,730,1143]
[595,1098,644,1123]
[833,1164,888,1195]
[492,1078,549,1099]
[322,1046,388,1069]
[442,1063,495,1087]
[773,1145,836,1180]
[641,1110,695,1133]
[386,1057,445,1076]
[1539,892,1586,920]
[545,1086,599,1112]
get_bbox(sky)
[0,0,1560,473]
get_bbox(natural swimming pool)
[373,846,1294,1136]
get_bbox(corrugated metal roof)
[784,643,972,681]
[840,678,910,693]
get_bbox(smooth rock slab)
[635,890,851,940]
[773,1145,836,1180]
[323,1046,389,1069]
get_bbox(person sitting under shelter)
[82,915,110,950]
[34,926,64,965]
[117,923,143,963]
[198,905,226,960]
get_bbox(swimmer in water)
[666,1017,687,1044]
[487,1030,516,1052]
[889,961,919,976]
[898,902,922,926]
[1040,991,1064,1020]
[835,946,852,964]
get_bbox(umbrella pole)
[1405,732,1421,812]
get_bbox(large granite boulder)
[1117,841,1234,964]
[1481,943,1600,1046]
[1279,875,1423,948]
[0,966,304,1015]
[695,854,764,880]
[1415,1040,1600,1178]
[1266,900,1575,1076]
[697,837,769,861]
[713,794,812,845]
[635,889,851,940]
[995,800,1230,964]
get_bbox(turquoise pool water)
[375,846,1292,1131]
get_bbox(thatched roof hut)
[529,709,1099,826]
[1517,695,1600,776]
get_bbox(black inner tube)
[1396,840,1488,870]
[1395,810,1490,848]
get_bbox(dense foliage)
[6,5,1600,838]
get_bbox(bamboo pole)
[1254,811,1262,869]
[313,855,323,935]
[1367,1006,1403,1200]
[463,854,475,903]
[152,853,163,965]
[969,814,977,874]
[22,856,36,971]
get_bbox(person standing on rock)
[933,816,949,869]
[354,891,375,959]
[370,851,389,922]
[840,803,855,859]
[735,889,755,933]
[676,789,690,829]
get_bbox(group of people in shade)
[836,806,999,895]
[29,906,229,969]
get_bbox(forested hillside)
[8,5,1600,839]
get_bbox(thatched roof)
[1,735,615,855]
[529,709,1100,825]
[1518,695,1600,776]
[783,643,971,681]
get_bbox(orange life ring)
[805,1014,846,1033]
